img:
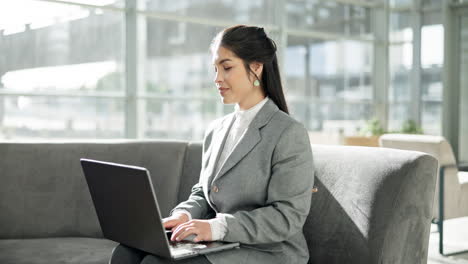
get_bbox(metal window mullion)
[304,42,312,129]
[125,0,146,139]
[286,28,374,43]
[411,0,422,126]
[442,2,460,159]
[276,0,287,79]
[325,0,381,8]
[0,91,125,98]
[372,1,389,130]
[38,0,125,12]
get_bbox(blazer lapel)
[213,99,279,182]
[203,113,236,196]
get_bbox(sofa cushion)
[0,237,117,264]
[0,141,188,238]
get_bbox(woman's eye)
[224,67,232,71]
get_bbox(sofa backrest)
[0,141,192,239]
[177,142,203,204]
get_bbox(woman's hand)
[170,219,212,243]
[162,213,189,231]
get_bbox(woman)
[110,25,314,264]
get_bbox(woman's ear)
[250,62,264,78]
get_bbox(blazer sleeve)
[221,121,314,244]
[170,121,217,220]
[170,182,214,219]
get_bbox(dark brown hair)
[211,25,289,114]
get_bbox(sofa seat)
[0,237,117,264]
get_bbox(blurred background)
[0,0,466,163]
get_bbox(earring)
[254,80,260,87]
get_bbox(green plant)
[400,120,424,134]
[359,118,386,136]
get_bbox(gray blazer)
[172,99,315,264]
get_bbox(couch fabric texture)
[0,141,437,264]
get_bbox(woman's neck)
[237,91,266,111]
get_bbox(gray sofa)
[0,141,438,264]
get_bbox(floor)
[428,218,468,264]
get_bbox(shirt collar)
[234,96,269,122]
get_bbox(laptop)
[80,158,240,260]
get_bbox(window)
[0,0,448,142]
[0,0,124,139]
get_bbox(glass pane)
[144,98,231,141]
[144,0,277,25]
[0,0,124,93]
[389,12,413,43]
[389,44,412,101]
[420,69,442,135]
[287,0,371,36]
[422,0,441,9]
[62,0,124,8]
[144,19,232,141]
[389,43,412,132]
[421,24,443,136]
[388,103,411,132]
[421,101,441,135]
[389,0,412,8]
[143,19,235,141]
[287,99,374,136]
[285,35,373,132]
[145,18,222,97]
[422,1,442,26]
[421,24,444,68]
[389,11,412,131]
[422,10,442,26]
[0,96,125,139]
[459,14,468,162]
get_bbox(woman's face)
[212,45,264,109]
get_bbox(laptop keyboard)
[169,242,207,255]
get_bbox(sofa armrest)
[379,153,438,264]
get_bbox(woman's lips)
[218,88,229,95]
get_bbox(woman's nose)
[214,72,223,84]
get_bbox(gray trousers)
[110,244,211,264]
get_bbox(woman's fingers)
[162,214,189,230]
[172,226,196,241]
[170,220,212,242]
[171,221,193,240]
[162,219,174,229]
[162,218,181,229]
